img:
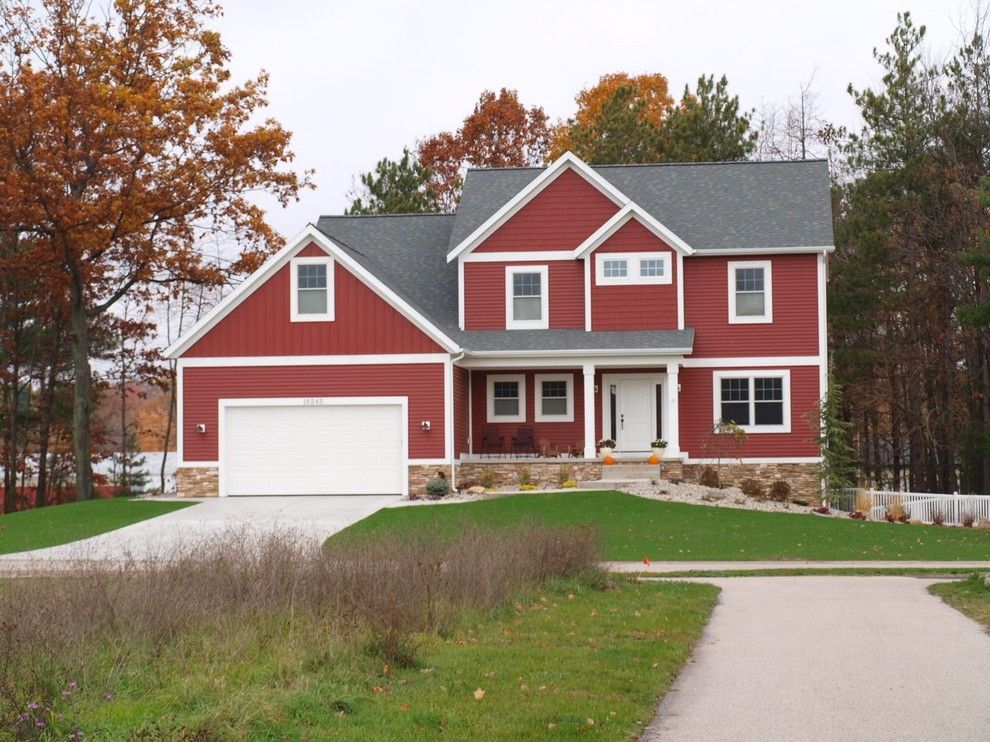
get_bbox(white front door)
[616,379,656,452]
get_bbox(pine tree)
[815,369,857,499]
[111,433,150,497]
[346,148,440,215]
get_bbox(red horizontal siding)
[591,220,679,330]
[185,243,443,357]
[453,365,470,456]
[470,370,586,454]
[464,261,584,330]
[683,254,819,357]
[475,168,619,252]
[678,365,821,458]
[182,364,446,461]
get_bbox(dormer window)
[505,265,549,330]
[728,260,772,324]
[595,252,671,285]
[290,256,334,322]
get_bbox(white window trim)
[595,252,672,286]
[728,259,772,324]
[712,369,791,434]
[487,373,526,423]
[505,265,549,330]
[534,373,574,422]
[290,256,335,322]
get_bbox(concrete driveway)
[0,496,396,570]
[643,576,990,742]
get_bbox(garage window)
[291,256,334,322]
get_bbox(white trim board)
[446,151,630,262]
[166,224,460,358]
[177,353,450,368]
[692,245,835,256]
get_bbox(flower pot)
[599,447,613,457]
[651,447,666,457]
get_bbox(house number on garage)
[302,398,325,406]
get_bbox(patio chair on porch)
[512,426,536,455]
[480,424,504,457]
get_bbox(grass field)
[929,575,990,631]
[333,491,990,561]
[0,498,194,554]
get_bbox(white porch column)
[583,362,597,458]
[665,361,681,457]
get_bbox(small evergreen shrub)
[557,463,574,487]
[768,480,791,502]
[480,467,498,489]
[698,466,720,489]
[739,478,765,499]
[518,467,533,487]
[425,475,450,499]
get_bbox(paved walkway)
[609,560,990,573]
[0,495,397,572]
[642,576,990,742]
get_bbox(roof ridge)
[317,212,452,219]
[465,158,827,173]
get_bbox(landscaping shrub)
[518,466,533,487]
[854,489,873,515]
[887,495,906,523]
[0,523,603,733]
[739,478,765,500]
[425,475,451,499]
[931,507,945,526]
[557,463,574,487]
[768,480,791,502]
[698,466,720,489]
[962,510,976,528]
[480,466,498,489]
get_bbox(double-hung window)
[290,256,334,322]
[595,252,672,285]
[713,370,790,433]
[728,260,772,323]
[534,374,574,422]
[487,374,526,422]
[505,266,549,329]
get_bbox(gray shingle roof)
[316,159,831,354]
[450,160,834,251]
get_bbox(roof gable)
[574,203,694,258]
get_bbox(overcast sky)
[212,1,972,239]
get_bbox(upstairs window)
[487,374,526,422]
[728,260,772,323]
[505,266,549,329]
[534,374,574,422]
[714,371,790,433]
[290,256,334,322]
[596,252,671,285]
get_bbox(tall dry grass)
[0,523,601,724]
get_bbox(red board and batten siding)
[682,254,820,357]
[678,365,821,458]
[185,243,443,357]
[464,261,584,330]
[474,168,619,252]
[182,364,446,461]
[591,220,679,331]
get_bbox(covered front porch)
[457,353,684,462]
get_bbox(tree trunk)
[70,281,93,501]
[3,368,17,514]
[159,361,176,494]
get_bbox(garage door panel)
[223,403,404,496]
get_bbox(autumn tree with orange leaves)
[0,0,311,501]
[418,88,549,210]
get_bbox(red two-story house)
[166,152,833,500]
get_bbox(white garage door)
[222,401,405,496]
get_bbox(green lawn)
[0,498,195,554]
[48,578,717,739]
[929,575,990,630]
[333,491,990,561]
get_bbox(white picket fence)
[836,488,990,526]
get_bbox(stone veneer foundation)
[454,459,603,491]
[681,462,822,503]
[175,466,219,498]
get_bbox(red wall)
[682,254,820,357]
[591,220,679,330]
[469,370,585,454]
[453,366,470,456]
[185,243,443,357]
[678,365,820,458]
[182,363,446,460]
[475,168,619,252]
[464,260,584,330]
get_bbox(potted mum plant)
[597,438,616,457]
[651,439,668,456]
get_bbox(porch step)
[577,478,651,489]
[601,463,663,480]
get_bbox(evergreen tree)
[346,148,439,215]
[566,85,666,165]
[660,75,757,162]
[814,369,857,499]
[111,433,150,497]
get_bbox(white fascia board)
[178,353,451,368]
[691,245,835,256]
[445,151,630,263]
[458,353,687,370]
[573,203,694,258]
[465,347,693,359]
[166,225,462,358]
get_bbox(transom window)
[290,256,334,322]
[534,374,574,422]
[595,252,672,285]
[487,374,526,422]
[714,371,790,433]
[505,266,549,329]
[728,260,773,323]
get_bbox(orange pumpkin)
[603,454,615,465]
[648,453,660,464]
